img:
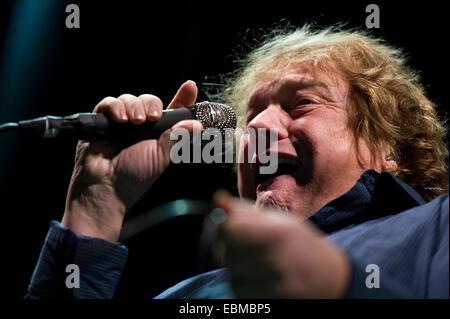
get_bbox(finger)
[212,191,294,243]
[213,189,310,228]
[93,97,128,123]
[167,80,198,109]
[214,191,326,248]
[138,94,163,121]
[157,119,204,164]
[118,94,146,124]
[212,190,260,230]
[212,189,256,213]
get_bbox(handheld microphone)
[0,101,237,141]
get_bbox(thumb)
[167,80,198,109]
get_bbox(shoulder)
[328,193,448,298]
[326,193,449,273]
[332,193,448,240]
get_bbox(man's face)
[237,64,380,219]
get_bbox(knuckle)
[118,93,135,99]
[139,94,163,104]
[118,93,138,104]
[119,95,144,112]
[139,94,164,112]
[101,96,117,104]
[93,96,118,112]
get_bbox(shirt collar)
[307,170,425,234]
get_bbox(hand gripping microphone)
[0,101,237,141]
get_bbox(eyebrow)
[247,76,329,111]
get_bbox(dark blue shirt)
[26,170,449,298]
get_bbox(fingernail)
[119,109,128,120]
[187,80,196,86]
[146,105,159,118]
[134,108,145,120]
[150,109,160,118]
[212,189,231,207]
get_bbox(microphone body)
[13,101,236,141]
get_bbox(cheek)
[290,114,357,169]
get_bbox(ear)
[381,153,398,172]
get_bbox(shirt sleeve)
[26,220,128,299]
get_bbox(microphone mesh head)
[194,101,237,134]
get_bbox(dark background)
[0,0,447,299]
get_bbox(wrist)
[62,182,127,243]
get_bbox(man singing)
[27,25,448,298]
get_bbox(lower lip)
[256,169,302,192]
[256,177,274,192]
[256,174,285,192]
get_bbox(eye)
[297,98,313,106]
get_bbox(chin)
[256,190,292,213]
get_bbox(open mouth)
[256,157,302,185]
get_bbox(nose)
[247,104,290,140]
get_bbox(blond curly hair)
[211,24,448,201]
